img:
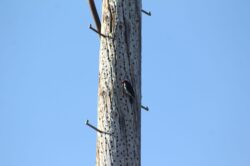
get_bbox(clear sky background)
[1,0,250,166]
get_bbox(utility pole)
[87,0,150,165]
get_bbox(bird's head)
[121,79,129,84]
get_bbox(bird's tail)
[129,96,134,104]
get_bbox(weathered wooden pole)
[96,0,142,165]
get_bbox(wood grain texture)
[96,0,142,165]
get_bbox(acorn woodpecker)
[122,80,135,103]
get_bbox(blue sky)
[1,0,250,165]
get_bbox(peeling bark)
[96,0,142,165]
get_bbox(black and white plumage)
[122,80,135,103]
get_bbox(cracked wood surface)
[96,0,142,165]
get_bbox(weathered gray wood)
[96,0,142,165]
